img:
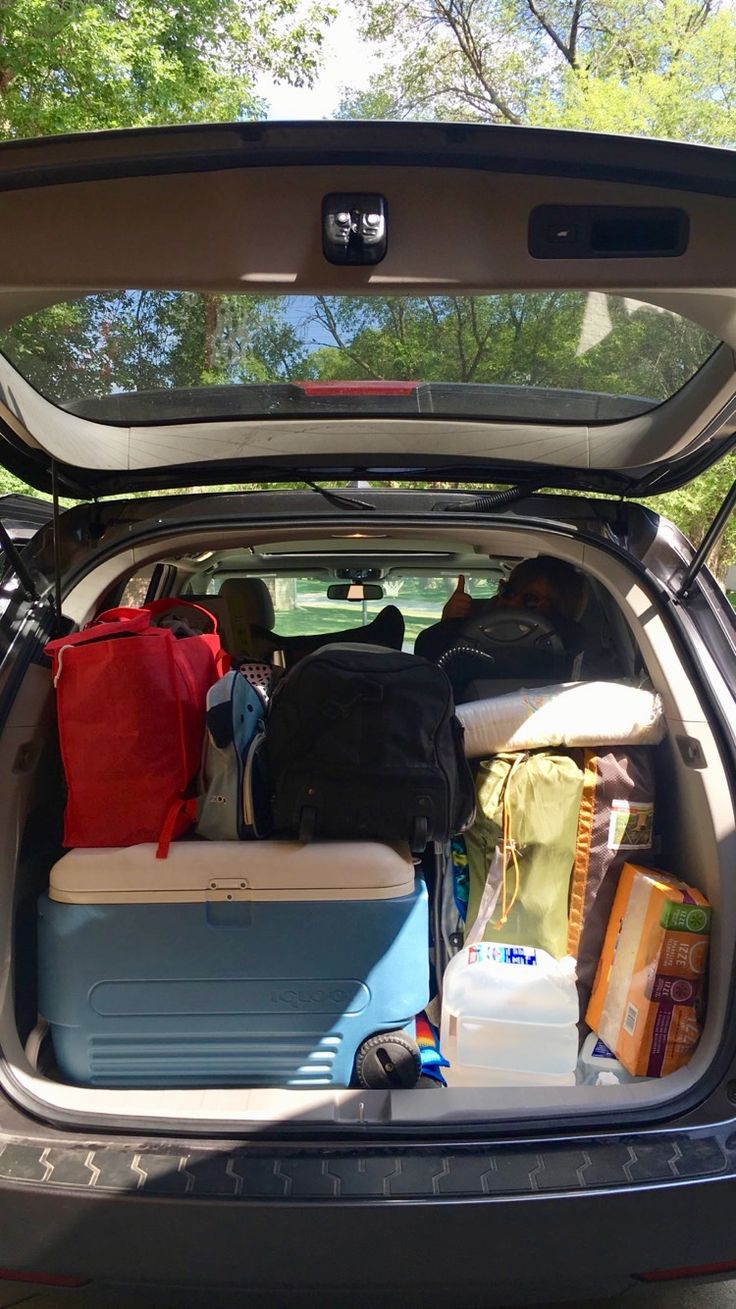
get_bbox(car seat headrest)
[218,578,275,631]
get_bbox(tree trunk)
[273,577,297,612]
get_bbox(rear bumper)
[0,1123,732,1305]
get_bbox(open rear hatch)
[0,121,734,499]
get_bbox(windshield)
[0,291,719,425]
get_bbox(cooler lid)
[48,841,416,904]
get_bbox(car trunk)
[0,498,732,1135]
[0,121,735,1132]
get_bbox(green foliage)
[302,294,716,399]
[339,0,736,145]
[2,290,716,403]
[0,0,332,139]
[0,291,317,404]
[0,0,732,590]
[646,453,736,579]
[4,289,732,580]
[0,468,46,497]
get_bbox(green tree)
[304,293,716,400]
[0,291,315,402]
[3,289,716,401]
[648,455,736,582]
[338,0,736,144]
[0,0,332,139]
[0,298,732,586]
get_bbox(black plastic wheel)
[354,1031,422,1089]
[410,814,429,855]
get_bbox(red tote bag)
[45,600,228,851]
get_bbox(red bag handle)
[91,607,153,631]
[93,601,219,635]
[45,607,151,660]
[45,599,225,681]
[44,608,154,682]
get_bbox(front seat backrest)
[217,578,275,656]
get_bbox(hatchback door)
[0,122,733,502]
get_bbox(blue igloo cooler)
[38,840,429,1088]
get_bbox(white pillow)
[456,681,664,758]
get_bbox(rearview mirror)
[326,583,384,601]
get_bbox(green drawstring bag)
[464,750,584,960]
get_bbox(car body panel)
[0,1115,730,1304]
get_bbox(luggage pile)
[37,601,710,1095]
[437,681,711,1087]
[39,612,476,1091]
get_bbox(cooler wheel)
[354,1031,422,1089]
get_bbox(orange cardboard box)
[586,862,710,1077]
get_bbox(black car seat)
[417,605,585,703]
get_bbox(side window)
[119,567,155,608]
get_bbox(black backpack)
[266,645,475,853]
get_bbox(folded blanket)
[457,680,664,758]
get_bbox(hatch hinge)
[677,476,736,600]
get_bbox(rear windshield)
[0,291,719,425]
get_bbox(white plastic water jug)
[576,1031,643,1086]
[440,942,579,1087]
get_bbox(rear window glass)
[0,291,720,425]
